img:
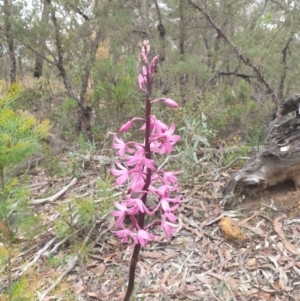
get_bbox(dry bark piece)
[219,217,247,242]
[222,94,300,206]
[0,221,12,240]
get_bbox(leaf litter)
[0,152,299,300]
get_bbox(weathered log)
[222,94,300,205]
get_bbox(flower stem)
[123,241,141,301]
[123,51,153,301]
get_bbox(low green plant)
[177,113,214,183]
[67,134,97,177]
[46,255,66,268]
[74,198,97,228]
[92,56,142,133]
[55,197,97,240]
[7,276,35,301]
[0,180,41,240]
[199,80,272,144]
[0,182,44,300]
[0,82,50,189]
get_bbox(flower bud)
[163,98,179,108]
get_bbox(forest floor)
[1,148,300,301]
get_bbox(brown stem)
[123,243,142,301]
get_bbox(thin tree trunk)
[278,31,294,100]
[50,4,76,99]
[154,0,166,62]
[34,0,51,78]
[49,0,102,140]
[179,0,187,105]
[3,0,16,84]
[76,29,102,141]
[141,0,150,37]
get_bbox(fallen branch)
[20,237,57,274]
[37,255,78,301]
[196,146,242,156]
[30,178,78,205]
[79,154,111,165]
[218,156,250,171]
[38,222,95,301]
[5,155,44,178]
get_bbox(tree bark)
[3,0,16,84]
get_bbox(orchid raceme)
[110,40,181,301]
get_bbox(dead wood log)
[222,94,300,203]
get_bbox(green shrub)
[0,82,50,189]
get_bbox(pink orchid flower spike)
[110,41,181,301]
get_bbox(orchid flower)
[150,123,180,154]
[125,148,156,170]
[111,202,138,228]
[136,229,155,247]
[161,199,179,223]
[112,228,138,245]
[113,135,135,156]
[160,217,177,241]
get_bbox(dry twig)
[30,177,78,205]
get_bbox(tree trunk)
[49,1,101,141]
[3,0,16,84]
[154,0,166,62]
[34,0,51,78]
[76,28,102,141]
[179,0,187,105]
[141,0,150,36]
[222,94,300,207]
[277,31,294,100]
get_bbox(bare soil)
[235,180,300,219]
